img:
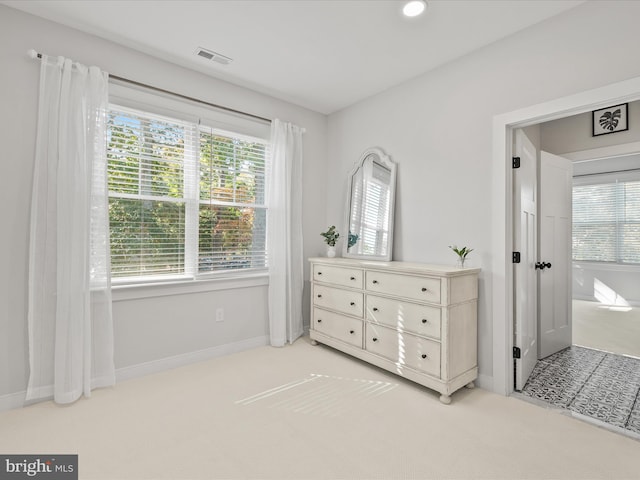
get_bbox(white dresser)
[309,257,480,404]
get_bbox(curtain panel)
[267,119,304,346]
[27,55,115,404]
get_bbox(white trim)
[0,336,270,412]
[0,391,26,412]
[492,75,640,397]
[476,373,493,392]
[563,141,640,162]
[116,335,269,383]
[572,294,640,308]
[112,273,268,301]
[574,261,640,273]
[573,293,597,303]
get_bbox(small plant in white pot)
[321,226,340,258]
[449,245,473,268]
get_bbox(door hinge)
[513,347,521,359]
[512,252,521,263]
[512,156,521,168]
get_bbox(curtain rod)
[27,49,272,124]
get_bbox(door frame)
[491,75,640,396]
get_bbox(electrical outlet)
[215,308,224,322]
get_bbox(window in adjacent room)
[573,172,640,265]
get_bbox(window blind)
[107,104,268,281]
[107,107,197,278]
[198,127,268,272]
[573,177,640,264]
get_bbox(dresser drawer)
[313,264,363,289]
[403,334,441,378]
[313,308,363,348]
[313,284,364,317]
[366,295,441,339]
[365,324,441,378]
[366,271,441,304]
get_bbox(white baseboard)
[476,373,493,392]
[573,294,596,302]
[573,295,640,307]
[115,335,269,383]
[0,391,27,412]
[0,336,269,413]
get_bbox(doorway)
[512,129,573,391]
[502,101,640,436]
[491,74,640,398]
[513,133,640,380]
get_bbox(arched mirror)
[343,147,397,261]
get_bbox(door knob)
[535,261,552,270]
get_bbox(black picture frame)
[592,103,628,136]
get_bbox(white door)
[513,129,538,391]
[538,151,573,358]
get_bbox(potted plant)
[449,245,473,268]
[321,226,340,257]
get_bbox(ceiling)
[4,0,585,114]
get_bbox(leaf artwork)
[599,109,621,131]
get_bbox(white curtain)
[267,119,304,346]
[27,55,115,404]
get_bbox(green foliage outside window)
[107,107,268,279]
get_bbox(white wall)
[541,101,640,155]
[326,1,640,385]
[0,5,328,401]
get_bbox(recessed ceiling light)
[402,0,427,17]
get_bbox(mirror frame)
[342,147,397,262]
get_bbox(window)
[198,126,267,273]
[107,104,269,282]
[573,175,640,265]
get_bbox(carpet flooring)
[1,338,639,479]
[573,299,640,358]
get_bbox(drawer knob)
[317,271,322,275]
[317,294,322,298]
[350,276,356,281]
[372,280,379,284]
[422,318,428,324]
[421,354,428,359]
[372,337,378,342]
[317,319,322,323]
[421,287,428,292]
[373,307,379,312]
[350,302,356,306]
[350,330,355,334]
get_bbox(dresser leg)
[465,381,475,389]
[439,394,451,405]
[311,339,318,346]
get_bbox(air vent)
[194,47,233,65]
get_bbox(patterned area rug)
[522,346,640,435]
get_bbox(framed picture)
[592,103,628,136]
